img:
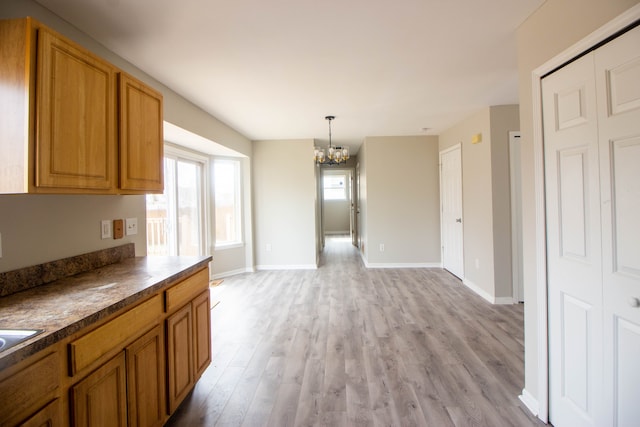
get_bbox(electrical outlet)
[379,243,385,252]
[101,220,112,239]
[266,243,272,252]
[113,219,124,239]
[125,217,138,236]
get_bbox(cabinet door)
[19,398,62,427]
[119,72,163,193]
[193,290,211,380]
[126,325,166,427]
[166,303,193,413]
[36,27,117,192]
[72,352,127,427]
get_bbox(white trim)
[255,264,318,271]
[364,262,442,269]
[211,267,253,280]
[214,242,244,251]
[325,230,350,235]
[462,278,514,305]
[530,5,640,423]
[519,388,540,417]
[509,131,523,303]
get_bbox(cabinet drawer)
[69,294,162,376]
[165,268,208,313]
[0,352,59,425]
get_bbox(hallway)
[166,236,543,426]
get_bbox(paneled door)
[440,145,464,279]
[544,24,640,427]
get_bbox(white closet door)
[440,146,464,279]
[545,24,640,427]
[595,25,640,427]
[543,51,604,427]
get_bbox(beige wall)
[0,195,146,272]
[360,136,440,266]
[0,0,252,275]
[516,0,639,413]
[252,139,317,269]
[490,105,520,298]
[439,105,519,302]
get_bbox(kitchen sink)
[0,329,44,353]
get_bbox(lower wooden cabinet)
[0,266,210,427]
[193,290,212,379]
[71,352,128,427]
[126,326,166,427]
[71,325,165,427]
[0,351,60,426]
[166,289,211,413]
[166,302,193,414]
[19,398,62,427]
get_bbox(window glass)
[214,158,242,246]
[146,153,205,256]
[323,174,347,200]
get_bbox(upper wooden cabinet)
[36,26,118,192]
[119,73,164,193]
[0,17,163,194]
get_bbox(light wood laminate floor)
[166,236,545,427]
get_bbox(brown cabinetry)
[19,398,62,427]
[36,26,117,191]
[71,352,128,427]
[165,268,211,413]
[71,325,166,427]
[0,17,163,194]
[126,326,166,427]
[0,265,210,427]
[119,73,164,193]
[0,352,61,426]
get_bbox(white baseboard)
[462,278,514,304]
[211,267,253,280]
[364,262,442,269]
[494,296,516,305]
[519,388,539,417]
[255,264,318,271]
[325,231,350,235]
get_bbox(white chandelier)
[314,115,349,165]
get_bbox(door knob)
[456,218,462,223]
[629,297,640,308]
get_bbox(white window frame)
[149,143,210,256]
[213,156,244,250]
[323,172,349,201]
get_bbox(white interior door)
[440,145,464,279]
[544,24,640,427]
[595,26,640,427]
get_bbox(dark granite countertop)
[0,255,212,371]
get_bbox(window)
[146,148,207,256]
[323,174,348,200]
[213,158,242,247]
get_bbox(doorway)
[321,169,353,241]
[509,132,524,303]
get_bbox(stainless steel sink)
[0,329,44,353]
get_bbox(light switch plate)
[101,220,112,239]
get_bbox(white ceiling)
[35,0,543,153]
